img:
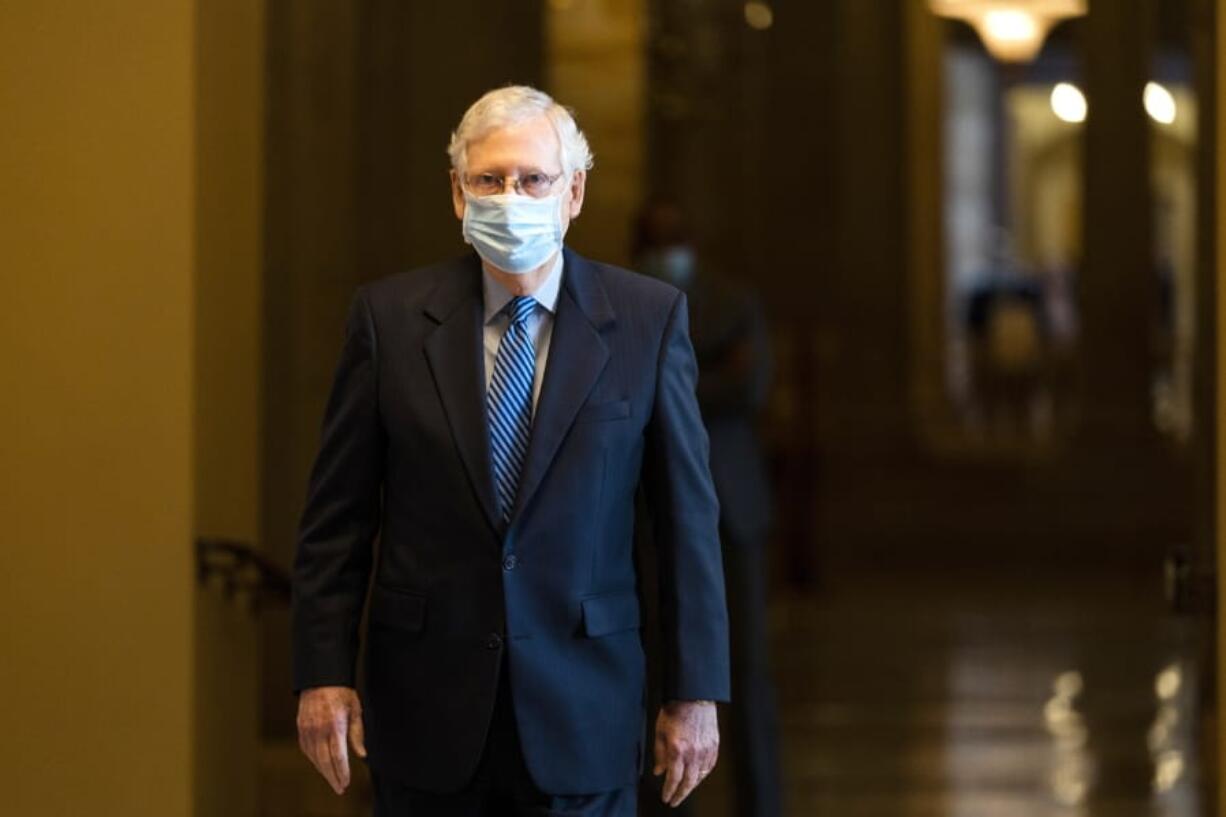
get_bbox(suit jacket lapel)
[510,248,615,524]
[422,256,500,534]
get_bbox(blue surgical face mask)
[462,190,566,274]
[639,245,696,289]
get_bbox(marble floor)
[689,566,1214,817]
[263,566,1213,816]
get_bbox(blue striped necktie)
[487,295,537,524]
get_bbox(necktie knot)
[507,295,536,327]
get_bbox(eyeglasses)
[463,170,565,199]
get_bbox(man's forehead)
[465,115,562,169]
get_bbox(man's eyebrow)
[470,164,553,174]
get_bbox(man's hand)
[653,700,719,807]
[296,685,367,794]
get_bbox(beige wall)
[0,1,266,814]
[546,0,645,267]
[0,1,196,815]
[194,0,265,815]
[195,2,264,542]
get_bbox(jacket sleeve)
[642,292,732,703]
[291,287,384,693]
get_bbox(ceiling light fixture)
[930,0,1087,63]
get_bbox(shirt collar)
[482,251,564,324]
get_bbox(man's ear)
[566,170,587,219]
[450,170,466,221]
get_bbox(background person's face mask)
[462,190,566,274]
[639,244,697,289]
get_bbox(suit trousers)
[371,655,636,817]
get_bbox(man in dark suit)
[292,86,730,816]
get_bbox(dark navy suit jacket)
[291,248,730,795]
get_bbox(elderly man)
[292,85,730,816]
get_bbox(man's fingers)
[312,737,341,793]
[660,753,685,804]
[330,726,351,793]
[349,709,367,759]
[296,688,365,795]
[305,730,342,793]
[652,731,667,776]
[669,759,703,807]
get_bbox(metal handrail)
[1164,545,1216,616]
[196,537,291,612]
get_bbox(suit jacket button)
[502,554,518,571]
[486,633,503,650]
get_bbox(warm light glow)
[1144,81,1177,125]
[1043,670,1092,805]
[1053,670,1084,697]
[1154,750,1185,792]
[1155,663,1182,699]
[983,9,1039,44]
[1147,663,1188,794]
[744,1,774,30]
[1050,82,1087,123]
[974,10,1046,62]
[929,0,1087,63]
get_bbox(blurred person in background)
[291,87,730,816]
[964,232,1051,441]
[634,200,782,817]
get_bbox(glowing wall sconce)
[1046,82,1178,126]
[744,1,774,30]
[1050,82,1087,123]
[1143,82,1176,125]
[929,0,1087,63]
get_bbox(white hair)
[448,85,594,176]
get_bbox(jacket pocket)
[369,585,426,633]
[581,591,641,637]
[575,399,630,423]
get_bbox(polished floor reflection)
[692,567,1211,817]
[264,567,1211,816]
